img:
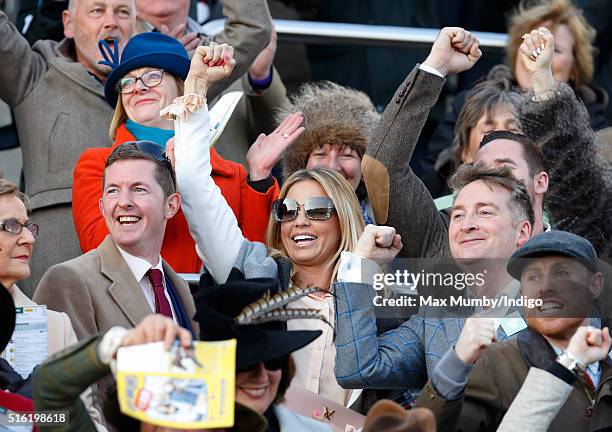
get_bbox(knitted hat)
[99,32,191,108]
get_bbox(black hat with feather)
[194,275,327,370]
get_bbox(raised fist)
[519,27,554,76]
[354,225,402,266]
[455,317,497,364]
[187,42,236,85]
[566,326,611,366]
[423,27,482,76]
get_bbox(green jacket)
[32,335,268,432]
[33,336,107,432]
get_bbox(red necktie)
[147,268,173,318]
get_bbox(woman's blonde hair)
[108,75,184,140]
[265,168,364,288]
[507,0,596,87]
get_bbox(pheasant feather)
[247,308,332,327]
[235,286,325,325]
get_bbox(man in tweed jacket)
[334,28,534,396]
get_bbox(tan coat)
[416,327,612,432]
[33,236,197,341]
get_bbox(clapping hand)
[246,112,305,181]
[160,23,200,53]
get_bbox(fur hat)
[277,81,379,179]
[282,123,368,179]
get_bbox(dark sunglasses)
[117,69,165,94]
[114,141,176,189]
[272,197,336,222]
[0,218,39,238]
[236,357,284,373]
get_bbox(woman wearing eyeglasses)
[167,44,400,422]
[71,32,292,274]
[0,178,105,427]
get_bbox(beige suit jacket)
[33,235,198,341]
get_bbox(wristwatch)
[556,351,586,375]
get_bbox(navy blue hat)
[507,230,598,280]
[99,33,191,108]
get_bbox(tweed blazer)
[362,65,450,265]
[333,281,513,395]
[33,235,197,340]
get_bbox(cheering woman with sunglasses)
[71,32,287,274]
[167,41,402,424]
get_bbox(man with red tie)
[34,141,197,340]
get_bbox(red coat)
[72,124,278,273]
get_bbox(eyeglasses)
[236,357,284,373]
[272,197,336,222]
[0,218,39,238]
[117,69,164,94]
[114,141,176,189]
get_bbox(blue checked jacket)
[333,281,513,392]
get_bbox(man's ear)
[99,197,105,216]
[165,193,181,220]
[533,171,549,195]
[517,220,532,246]
[62,9,75,39]
[589,271,604,299]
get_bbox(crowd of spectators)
[0,0,611,431]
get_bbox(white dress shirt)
[116,247,176,321]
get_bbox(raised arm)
[517,27,612,256]
[0,10,47,106]
[204,0,272,100]
[333,226,429,390]
[362,28,481,261]
[170,44,244,283]
[171,44,282,282]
